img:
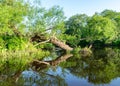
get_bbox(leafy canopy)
[0,0,28,35]
[86,15,117,43]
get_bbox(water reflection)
[66,47,120,85]
[20,68,67,86]
[21,69,40,86]
[0,47,120,86]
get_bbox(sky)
[41,0,120,18]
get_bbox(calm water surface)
[0,47,120,86]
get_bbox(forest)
[0,0,120,85]
[1,0,120,51]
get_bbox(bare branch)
[34,39,50,47]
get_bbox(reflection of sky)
[22,69,40,86]
[65,73,93,86]
[21,66,120,86]
[47,66,120,86]
[48,67,93,86]
[109,78,120,86]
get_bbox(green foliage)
[6,36,27,50]
[65,14,88,35]
[0,37,5,50]
[27,5,66,37]
[64,47,120,85]
[37,43,55,50]
[100,10,120,43]
[65,11,119,45]
[0,48,50,75]
[72,47,81,58]
[1,1,120,85]
[0,0,28,35]
[100,9,119,19]
[60,34,79,47]
[0,34,27,51]
[59,61,76,68]
[86,15,117,43]
[65,14,89,46]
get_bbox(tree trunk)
[50,37,73,51]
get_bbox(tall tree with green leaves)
[26,2,66,37]
[85,14,117,43]
[100,10,120,43]
[65,14,89,46]
[65,12,118,46]
[0,0,28,35]
[0,0,29,50]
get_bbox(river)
[0,47,120,86]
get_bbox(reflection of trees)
[0,70,22,86]
[0,53,73,86]
[16,69,67,86]
[32,53,73,70]
[66,48,120,85]
[0,60,25,86]
[1,48,120,85]
[17,53,73,86]
[0,69,67,86]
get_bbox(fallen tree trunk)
[50,37,73,51]
[32,35,73,51]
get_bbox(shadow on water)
[0,47,120,86]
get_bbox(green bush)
[0,35,27,50]
[37,43,55,50]
[0,37,6,50]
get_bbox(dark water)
[0,47,120,86]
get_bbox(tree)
[100,10,120,44]
[26,4,66,37]
[0,0,28,35]
[84,14,117,44]
[65,13,118,45]
[65,14,89,46]
[66,48,120,85]
[100,9,119,20]
[0,0,29,50]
